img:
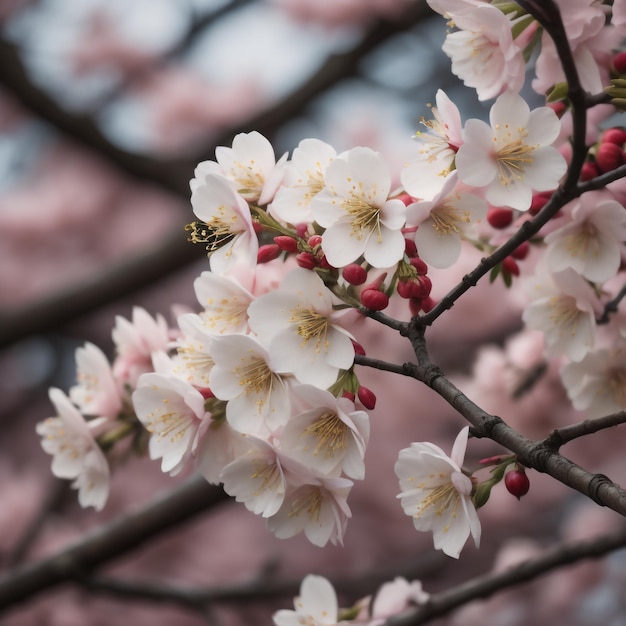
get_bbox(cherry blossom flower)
[36,388,110,511]
[455,91,566,211]
[248,268,355,389]
[270,138,337,225]
[311,146,407,268]
[220,435,289,518]
[428,0,526,101]
[132,373,210,475]
[209,333,293,435]
[171,314,215,388]
[395,426,480,559]
[401,89,463,201]
[192,131,286,205]
[273,574,340,626]
[369,577,430,625]
[193,269,254,336]
[189,173,258,274]
[69,342,122,421]
[522,268,601,362]
[544,191,626,284]
[111,306,170,387]
[279,384,369,480]
[267,474,353,547]
[406,172,486,269]
[561,347,626,418]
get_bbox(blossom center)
[305,411,347,459]
[495,131,535,186]
[290,307,330,352]
[565,222,600,258]
[430,202,470,236]
[548,295,581,335]
[185,215,237,252]
[414,481,459,522]
[147,411,190,444]
[342,193,381,240]
[231,161,264,196]
[288,486,323,521]
[250,460,282,495]
[233,356,276,404]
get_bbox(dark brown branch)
[0,476,228,613]
[354,354,413,377]
[388,524,626,625]
[544,412,626,450]
[597,283,626,324]
[406,325,626,516]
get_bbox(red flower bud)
[296,252,317,270]
[404,238,418,257]
[613,51,626,75]
[318,254,335,270]
[397,274,432,299]
[511,241,530,260]
[602,127,626,146]
[307,235,323,249]
[273,235,299,253]
[502,256,520,276]
[295,223,309,238]
[409,296,437,317]
[342,391,355,402]
[596,142,624,173]
[487,207,514,229]
[547,101,567,118]
[257,244,281,264]
[529,192,551,215]
[351,339,366,356]
[504,469,530,500]
[396,192,415,206]
[409,257,428,275]
[580,161,599,182]
[360,288,389,311]
[252,221,263,233]
[357,386,376,410]
[198,387,215,399]
[342,264,368,285]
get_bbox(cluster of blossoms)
[35,2,626,604]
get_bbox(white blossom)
[395,427,480,559]
[273,575,341,626]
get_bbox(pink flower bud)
[342,391,355,402]
[396,192,415,206]
[357,386,376,409]
[198,387,215,399]
[257,244,281,264]
[547,101,567,118]
[274,235,299,252]
[296,252,317,270]
[307,235,323,249]
[596,142,624,173]
[252,221,263,233]
[529,192,552,215]
[295,223,309,238]
[504,469,530,500]
[487,207,514,229]
[360,288,389,311]
[318,254,334,270]
[342,264,368,285]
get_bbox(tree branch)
[0,475,228,613]
[597,283,626,325]
[544,412,626,450]
[388,524,626,625]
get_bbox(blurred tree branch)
[0,2,431,348]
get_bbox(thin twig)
[597,283,626,324]
[388,524,626,625]
[544,412,626,450]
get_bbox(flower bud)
[487,207,514,229]
[580,161,599,182]
[295,223,309,238]
[296,252,317,270]
[198,387,215,400]
[357,386,376,409]
[257,244,281,264]
[342,264,368,285]
[351,339,366,356]
[360,288,389,311]
[397,274,432,299]
[342,391,355,402]
[502,256,520,276]
[602,127,626,146]
[307,235,323,249]
[613,51,626,75]
[511,241,530,260]
[404,237,418,257]
[409,257,428,275]
[504,468,530,500]
[409,296,436,317]
[273,235,299,252]
[596,142,624,173]
[529,192,551,215]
